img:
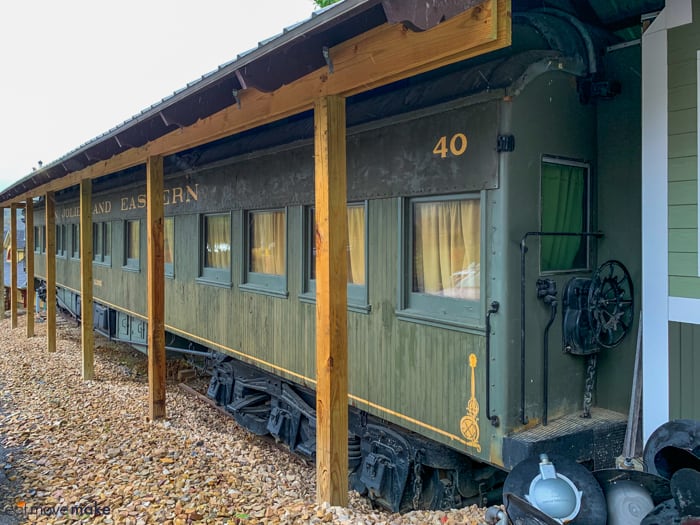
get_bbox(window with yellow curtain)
[305,204,368,307]
[249,210,285,276]
[202,214,231,281]
[164,216,174,276]
[309,204,366,285]
[410,195,480,305]
[242,209,287,295]
[125,219,140,269]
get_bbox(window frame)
[56,224,67,258]
[241,207,288,298]
[164,216,174,278]
[33,226,41,253]
[301,202,370,312]
[397,193,484,331]
[538,156,591,275]
[71,223,80,259]
[123,219,140,271]
[93,222,112,266]
[197,212,232,286]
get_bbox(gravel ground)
[0,312,489,524]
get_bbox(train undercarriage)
[206,355,505,512]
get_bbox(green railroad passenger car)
[17,2,650,513]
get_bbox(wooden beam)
[10,204,17,329]
[314,95,348,507]
[45,192,56,353]
[0,0,511,206]
[146,155,166,420]
[25,198,34,337]
[80,180,94,379]
[0,208,4,318]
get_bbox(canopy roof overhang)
[0,0,664,205]
[0,0,510,205]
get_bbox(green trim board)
[669,321,700,420]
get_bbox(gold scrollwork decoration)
[459,353,481,452]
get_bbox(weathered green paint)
[595,45,643,415]
[669,322,700,420]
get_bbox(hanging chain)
[582,354,598,418]
[412,450,424,510]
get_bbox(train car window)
[399,194,481,327]
[539,159,590,273]
[164,216,174,277]
[93,222,112,266]
[41,226,46,253]
[123,219,140,271]
[199,213,231,284]
[303,203,368,310]
[56,224,66,257]
[71,224,80,259]
[33,226,41,253]
[242,209,287,296]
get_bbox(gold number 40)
[433,133,468,158]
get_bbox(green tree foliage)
[313,0,341,8]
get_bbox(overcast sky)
[0,0,317,192]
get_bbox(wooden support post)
[10,204,18,329]
[46,192,56,352]
[0,208,4,318]
[25,198,35,337]
[146,155,166,420]
[314,95,348,507]
[80,180,94,379]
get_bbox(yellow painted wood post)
[80,180,94,379]
[46,192,57,353]
[0,208,4,318]
[10,204,18,329]
[25,198,35,337]
[314,95,349,507]
[146,155,166,420]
